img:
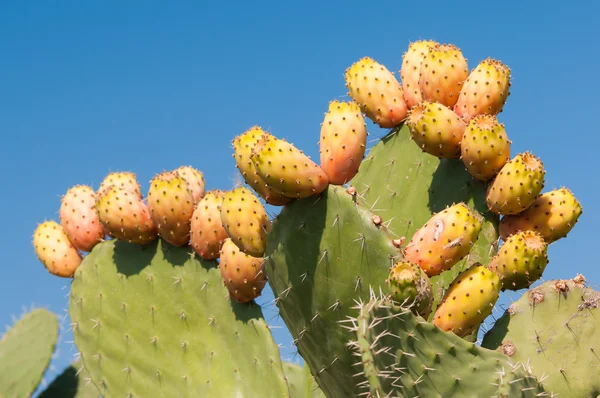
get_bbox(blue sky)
[1,1,599,393]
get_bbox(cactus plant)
[38,360,100,398]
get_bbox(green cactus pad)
[351,124,500,313]
[482,277,600,397]
[69,239,289,398]
[266,184,400,397]
[0,308,59,398]
[38,360,100,398]
[347,292,546,397]
[283,362,325,398]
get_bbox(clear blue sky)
[1,1,598,392]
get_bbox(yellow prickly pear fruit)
[59,185,104,252]
[400,39,439,108]
[419,43,469,108]
[460,115,511,180]
[33,221,83,278]
[219,238,267,304]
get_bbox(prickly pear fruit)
[147,171,195,246]
[219,238,267,303]
[488,231,548,291]
[175,165,205,204]
[220,187,271,257]
[400,40,438,108]
[386,261,433,318]
[96,186,158,244]
[319,100,367,185]
[433,264,501,337]
[454,58,511,122]
[419,43,469,108]
[460,115,511,180]
[190,189,228,260]
[406,100,466,158]
[232,126,292,206]
[98,171,142,199]
[33,221,83,277]
[59,185,104,252]
[251,136,329,199]
[485,152,545,215]
[404,203,483,277]
[499,187,583,243]
[345,57,409,128]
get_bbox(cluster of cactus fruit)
[7,38,594,397]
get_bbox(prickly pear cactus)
[69,239,290,397]
[482,276,600,397]
[283,362,325,398]
[38,360,100,398]
[0,308,59,398]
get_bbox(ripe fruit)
[406,101,466,158]
[175,166,206,205]
[460,115,511,180]
[386,261,433,318]
[33,221,83,278]
[219,238,267,304]
[190,190,228,260]
[98,171,142,199]
[400,40,438,108]
[419,43,469,108]
[486,152,545,215]
[319,100,367,185]
[59,185,104,252]
[345,56,409,128]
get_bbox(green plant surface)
[38,360,100,398]
[283,362,325,398]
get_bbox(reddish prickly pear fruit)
[219,238,267,304]
[386,261,433,318]
[345,57,409,128]
[485,152,545,215]
[59,185,104,252]
[454,58,511,122]
[190,189,229,260]
[419,43,469,108]
[460,115,511,180]
[98,171,142,199]
[147,171,195,247]
[406,101,466,158]
[220,187,271,257]
[499,188,583,243]
[488,231,548,291]
[433,264,501,337]
[96,186,158,244]
[33,221,83,278]
[175,165,205,204]
[404,203,483,277]
[400,39,439,108]
[251,136,329,199]
[319,100,367,185]
[232,126,292,206]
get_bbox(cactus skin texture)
[38,360,100,398]
[0,308,59,398]
[419,43,469,108]
[488,230,548,291]
[251,136,329,199]
[400,39,439,108]
[454,58,512,122]
[232,126,293,206]
[345,56,409,128]
[483,277,600,397]
[433,264,501,337]
[97,171,142,199]
[59,185,105,252]
[386,261,433,318]
[404,202,483,278]
[69,239,290,398]
[147,171,195,246]
[406,100,467,158]
[500,187,582,243]
[175,165,206,204]
[96,185,158,245]
[318,100,367,185]
[33,220,83,277]
[190,189,228,260]
[220,187,271,257]
[219,237,267,303]
[486,152,545,215]
[460,115,511,181]
[282,362,325,398]
[347,293,545,397]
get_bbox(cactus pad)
[38,360,100,398]
[69,239,289,397]
[283,362,325,398]
[0,308,59,398]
